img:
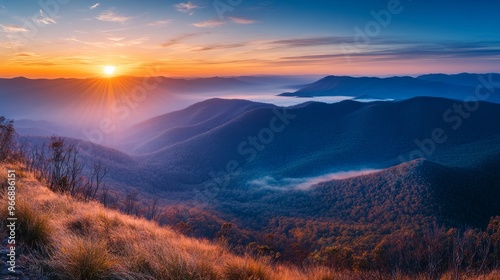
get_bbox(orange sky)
[1,1,499,78]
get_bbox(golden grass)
[1,164,499,280]
[15,201,52,250]
[49,237,119,280]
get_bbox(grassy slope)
[1,163,499,280]
[0,163,360,280]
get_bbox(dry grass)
[15,201,52,250]
[1,164,499,280]
[49,237,119,280]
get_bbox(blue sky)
[0,0,499,77]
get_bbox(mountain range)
[5,81,500,266]
[0,75,311,129]
[16,95,500,193]
[280,73,500,103]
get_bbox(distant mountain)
[116,98,276,154]
[0,76,276,127]
[12,96,500,266]
[156,76,252,92]
[234,75,320,89]
[280,74,500,103]
[15,119,84,139]
[98,97,500,192]
[352,94,386,101]
[417,73,500,87]
[16,96,500,194]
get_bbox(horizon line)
[1,72,498,80]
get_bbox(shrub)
[50,237,118,280]
[223,258,273,280]
[17,201,51,250]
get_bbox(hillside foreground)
[1,162,500,280]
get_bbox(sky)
[1,0,500,78]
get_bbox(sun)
[103,65,116,76]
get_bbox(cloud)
[175,1,200,15]
[100,27,135,33]
[271,36,353,48]
[192,19,224,28]
[0,42,22,49]
[229,17,256,24]
[249,169,383,191]
[191,43,245,51]
[161,33,200,47]
[15,53,38,57]
[66,37,106,48]
[0,24,29,33]
[278,41,500,62]
[90,3,100,10]
[21,61,58,66]
[370,42,500,59]
[114,37,149,47]
[35,10,57,25]
[0,5,6,14]
[147,19,171,27]
[107,37,125,42]
[67,36,148,48]
[96,10,130,23]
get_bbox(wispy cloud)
[175,1,200,15]
[21,61,58,66]
[67,36,148,48]
[192,19,224,28]
[100,27,135,33]
[66,37,105,48]
[15,53,39,57]
[114,37,149,47]
[90,3,100,10]
[107,37,125,42]
[161,33,200,47]
[0,42,22,49]
[0,5,7,14]
[0,24,29,33]
[270,36,353,48]
[147,19,171,27]
[229,17,256,24]
[277,40,500,62]
[249,169,383,191]
[35,10,57,25]
[96,10,130,23]
[191,43,246,51]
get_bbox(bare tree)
[452,229,465,280]
[33,143,49,181]
[81,160,109,201]
[123,189,139,215]
[100,184,110,207]
[145,197,160,221]
[476,231,491,274]
[48,136,71,192]
[67,147,84,195]
[0,116,15,161]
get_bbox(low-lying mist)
[249,169,383,191]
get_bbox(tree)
[323,245,355,271]
[81,160,109,201]
[48,136,71,192]
[44,136,108,198]
[123,189,139,215]
[0,116,15,161]
[452,229,465,280]
[145,197,160,221]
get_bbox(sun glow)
[103,65,116,76]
